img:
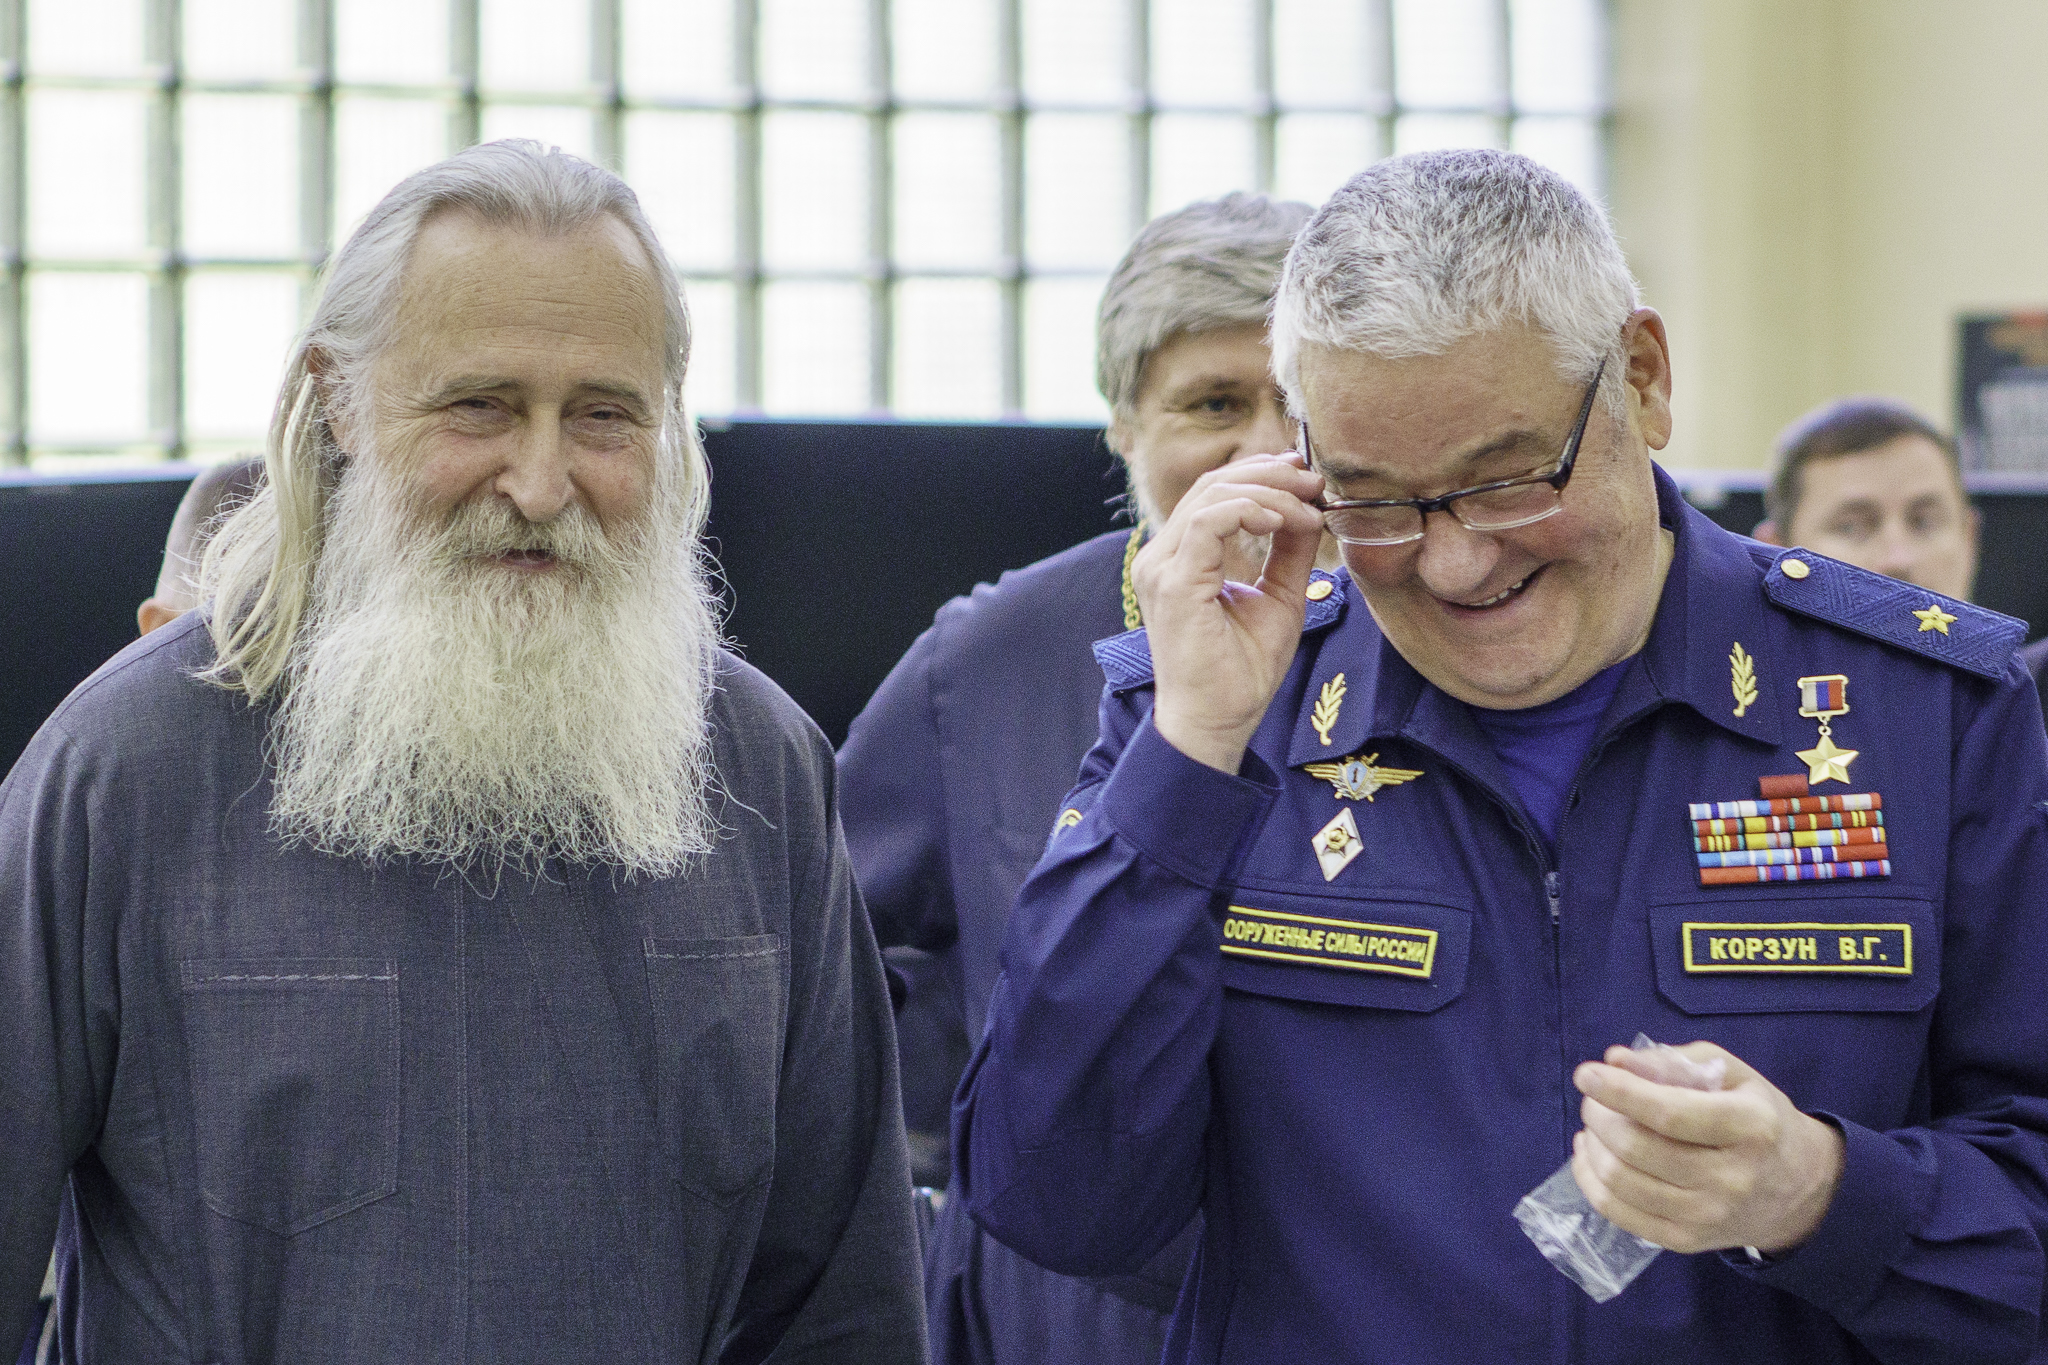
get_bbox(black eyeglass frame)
[1303,357,1609,547]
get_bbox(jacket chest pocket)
[1649,897,1940,1016]
[1646,897,1940,1122]
[644,933,787,1204]
[180,958,399,1236]
[1215,888,1472,1014]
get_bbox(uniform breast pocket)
[180,958,399,1236]
[1649,896,1941,1015]
[1215,887,1472,1014]
[644,933,788,1204]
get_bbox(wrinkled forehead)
[390,210,670,359]
[1298,327,1583,481]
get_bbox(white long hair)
[198,140,724,875]
[200,138,708,702]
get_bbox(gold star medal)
[1302,751,1425,802]
[1313,807,1363,881]
[1795,674,1858,785]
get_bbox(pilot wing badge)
[1302,750,1425,803]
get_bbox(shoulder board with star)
[1090,569,1349,693]
[1761,549,2024,681]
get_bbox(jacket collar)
[1634,466,1784,748]
[1283,464,1783,772]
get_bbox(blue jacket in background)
[960,468,2048,1364]
[840,528,1199,1365]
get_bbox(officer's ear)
[1620,309,1673,452]
[1753,519,1783,547]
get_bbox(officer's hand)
[1569,1041,1845,1257]
[1133,452,1325,773]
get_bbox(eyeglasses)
[1304,358,1608,547]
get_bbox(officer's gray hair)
[199,139,703,700]
[1097,192,1312,425]
[1271,149,1639,416]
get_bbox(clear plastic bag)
[1513,1034,1727,1302]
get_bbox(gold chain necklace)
[1120,520,1146,629]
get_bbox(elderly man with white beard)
[0,141,926,1365]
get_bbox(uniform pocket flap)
[1649,897,1939,1015]
[1215,888,1471,1013]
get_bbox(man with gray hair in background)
[957,150,2048,1361]
[0,141,924,1364]
[840,191,1310,1365]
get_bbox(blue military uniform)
[840,528,1196,1365]
[958,468,2048,1363]
[2019,637,2048,720]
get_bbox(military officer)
[956,149,2048,1363]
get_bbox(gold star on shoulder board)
[1301,751,1425,802]
[1796,733,1859,785]
[1912,603,1957,635]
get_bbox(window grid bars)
[0,0,1608,464]
[145,0,181,456]
[1125,0,1150,256]
[732,0,763,414]
[1,2,24,462]
[994,0,1023,414]
[1250,0,1276,190]
[866,0,891,411]
[450,0,480,150]
[1368,0,1395,151]
[297,0,334,308]
[1496,0,1515,147]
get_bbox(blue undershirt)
[1467,657,1632,853]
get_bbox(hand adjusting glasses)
[1304,358,1608,547]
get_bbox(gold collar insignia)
[1310,673,1347,746]
[1729,641,1758,718]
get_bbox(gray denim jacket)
[0,618,926,1365]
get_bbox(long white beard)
[268,454,722,877]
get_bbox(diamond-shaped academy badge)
[1313,807,1363,882]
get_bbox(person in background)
[838,191,1310,1365]
[1749,398,2048,715]
[0,140,924,1364]
[137,457,264,634]
[1753,397,1978,601]
[9,455,270,1365]
[959,148,2048,1363]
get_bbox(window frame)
[0,0,1610,466]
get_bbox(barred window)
[0,0,1606,468]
